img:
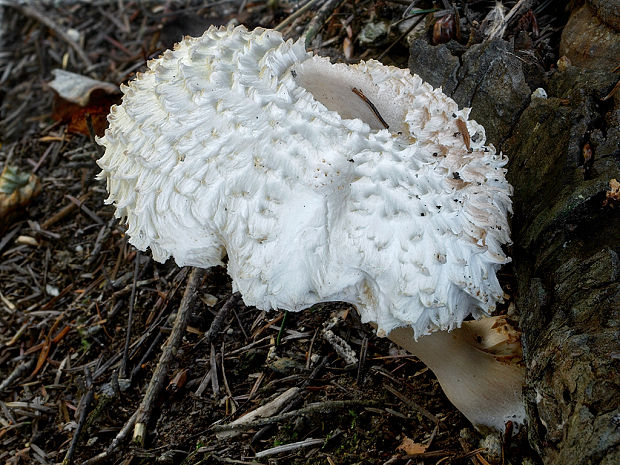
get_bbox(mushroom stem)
[387,315,526,433]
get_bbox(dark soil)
[0,1,576,464]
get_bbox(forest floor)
[0,1,570,464]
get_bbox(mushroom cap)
[97,25,512,338]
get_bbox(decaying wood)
[211,399,380,433]
[216,386,300,439]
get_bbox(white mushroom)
[97,25,523,432]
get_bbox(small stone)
[66,28,81,43]
[45,284,59,297]
[202,293,218,307]
[532,88,547,99]
[557,56,572,72]
[16,235,38,246]
[267,357,304,375]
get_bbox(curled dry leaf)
[602,178,620,207]
[0,165,41,233]
[517,9,539,38]
[48,69,119,106]
[48,69,121,137]
[433,13,455,44]
[167,368,189,393]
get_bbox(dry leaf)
[167,368,189,392]
[433,14,455,44]
[0,165,41,233]
[32,337,51,377]
[582,143,593,164]
[603,178,620,207]
[396,436,428,455]
[48,69,118,106]
[48,69,120,136]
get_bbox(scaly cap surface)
[97,25,512,338]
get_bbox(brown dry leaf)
[601,78,620,101]
[167,368,189,392]
[52,95,119,137]
[51,325,72,344]
[433,14,455,44]
[48,69,120,136]
[396,436,428,455]
[582,142,593,164]
[32,337,51,377]
[603,178,620,207]
[0,165,41,233]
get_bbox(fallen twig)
[220,342,238,413]
[65,194,103,224]
[217,386,300,439]
[275,0,322,32]
[61,369,95,465]
[130,331,165,381]
[0,358,34,392]
[132,267,208,446]
[485,0,534,41]
[351,87,389,129]
[41,193,89,229]
[194,292,240,348]
[322,317,358,365]
[356,335,368,384]
[80,410,138,465]
[384,384,440,425]
[255,437,325,458]
[210,344,220,396]
[303,0,347,48]
[211,399,379,433]
[251,355,328,443]
[377,12,427,61]
[120,251,140,378]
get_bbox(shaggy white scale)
[97,25,523,432]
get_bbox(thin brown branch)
[132,267,208,446]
